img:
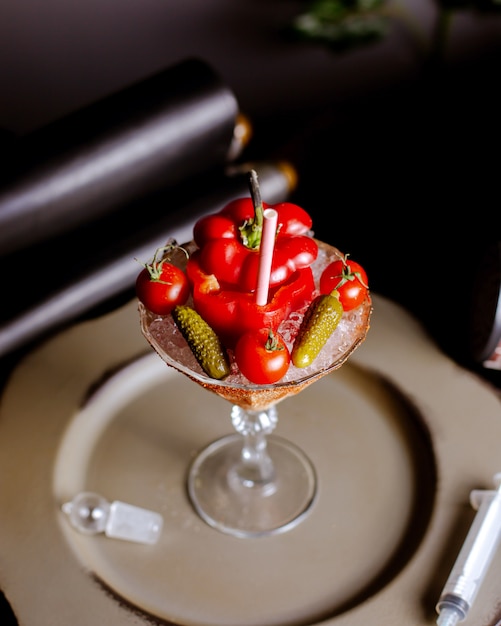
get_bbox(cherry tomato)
[319,256,369,311]
[235,328,291,384]
[136,260,189,315]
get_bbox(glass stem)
[231,405,278,488]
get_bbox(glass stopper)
[62,492,110,534]
[62,492,163,544]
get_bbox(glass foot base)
[187,434,316,538]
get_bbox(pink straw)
[255,208,278,306]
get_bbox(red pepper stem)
[240,169,264,250]
[249,169,263,224]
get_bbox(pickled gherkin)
[292,291,343,368]
[172,305,230,379]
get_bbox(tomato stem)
[265,328,285,352]
[337,253,369,289]
[135,239,188,282]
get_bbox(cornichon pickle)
[172,305,230,379]
[292,292,343,368]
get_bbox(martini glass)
[139,240,371,538]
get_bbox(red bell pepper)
[186,251,316,348]
[186,181,319,347]
[192,197,318,292]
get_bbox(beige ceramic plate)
[1,294,501,626]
